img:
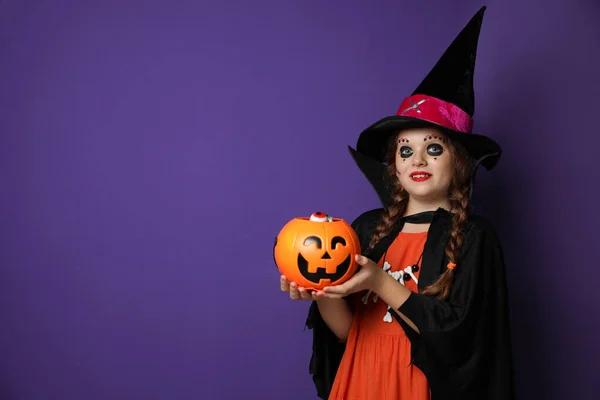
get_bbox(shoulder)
[465,214,500,236]
[461,213,504,253]
[466,213,502,237]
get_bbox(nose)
[412,152,427,167]
[321,251,331,259]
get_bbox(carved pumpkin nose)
[321,251,331,259]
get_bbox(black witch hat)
[348,6,500,208]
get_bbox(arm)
[393,227,491,338]
[371,272,420,333]
[368,223,508,371]
[313,210,371,341]
[386,225,516,399]
[324,223,495,343]
[304,209,380,400]
[316,298,353,341]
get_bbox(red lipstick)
[410,171,432,182]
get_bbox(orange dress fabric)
[328,231,431,400]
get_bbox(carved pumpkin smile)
[297,238,353,284]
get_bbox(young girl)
[280,6,515,400]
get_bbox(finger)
[319,291,346,299]
[280,275,290,292]
[323,281,352,295]
[297,287,312,300]
[289,281,301,300]
[317,290,336,299]
[355,254,375,266]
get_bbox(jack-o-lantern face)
[274,212,361,290]
[297,234,352,284]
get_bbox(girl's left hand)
[321,254,383,298]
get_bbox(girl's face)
[395,128,454,203]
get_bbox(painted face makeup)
[394,128,453,203]
[423,134,446,142]
[399,143,444,159]
[427,143,444,158]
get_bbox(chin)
[402,181,433,195]
[410,191,439,202]
[403,183,445,202]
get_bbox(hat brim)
[356,116,502,171]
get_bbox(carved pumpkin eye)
[331,236,347,249]
[303,236,322,249]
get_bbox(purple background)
[1,0,598,399]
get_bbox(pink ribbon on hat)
[396,94,473,134]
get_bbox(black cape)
[304,147,516,400]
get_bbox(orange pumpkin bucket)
[274,212,361,290]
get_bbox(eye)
[303,236,322,249]
[427,143,444,157]
[331,236,347,249]
[399,146,413,158]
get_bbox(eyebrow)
[423,134,446,142]
[397,135,445,143]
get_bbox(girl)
[280,6,515,400]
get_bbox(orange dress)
[328,231,431,400]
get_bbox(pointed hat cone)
[355,6,501,171]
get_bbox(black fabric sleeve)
[397,223,492,348]
[395,222,515,399]
[305,300,346,399]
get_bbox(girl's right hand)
[280,275,324,300]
